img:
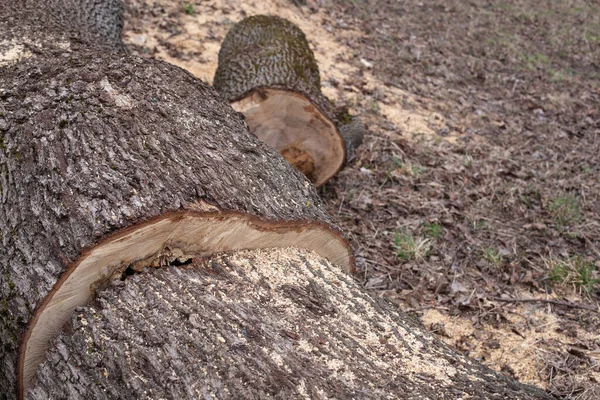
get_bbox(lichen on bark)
[0,0,125,62]
[0,45,342,400]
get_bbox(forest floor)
[123,0,600,398]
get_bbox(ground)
[122,0,600,398]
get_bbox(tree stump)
[213,15,365,186]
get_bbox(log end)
[232,88,345,186]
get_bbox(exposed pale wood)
[0,4,350,397]
[21,212,351,394]
[1,3,554,400]
[232,88,345,186]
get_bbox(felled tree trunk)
[0,3,352,398]
[0,50,351,399]
[213,15,365,186]
[27,248,552,400]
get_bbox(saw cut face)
[232,88,345,186]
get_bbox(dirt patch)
[123,0,600,398]
[123,0,456,141]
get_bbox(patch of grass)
[472,219,488,231]
[577,262,600,293]
[547,195,581,226]
[392,158,427,177]
[548,260,569,283]
[544,255,600,295]
[182,2,195,15]
[411,164,427,176]
[464,154,473,168]
[496,2,514,12]
[394,230,431,261]
[583,30,600,45]
[482,248,503,268]
[380,157,427,189]
[422,222,444,238]
[524,53,550,70]
[548,68,567,82]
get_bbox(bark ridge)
[214,15,365,183]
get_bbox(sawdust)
[123,0,459,142]
[228,247,463,386]
[122,0,600,396]
[421,294,600,389]
[0,39,32,65]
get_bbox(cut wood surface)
[0,50,350,397]
[213,15,364,186]
[28,247,552,399]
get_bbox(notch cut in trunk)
[20,211,351,395]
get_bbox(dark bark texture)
[28,248,552,400]
[213,15,324,109]
[213,15,364,159]
[337,114,365,163]
[0,0,125,56]
[1,2,552,400]
[0,49,337,397]
[0,3,343,396]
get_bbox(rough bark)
[28,248,552,400]
[213,15,324,111]
[0,0,125,60]
[213,15,365,183]
[0,4,352,396]
[336,111,366,163]
[0,2,551,400]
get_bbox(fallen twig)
[492,297,599,313]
